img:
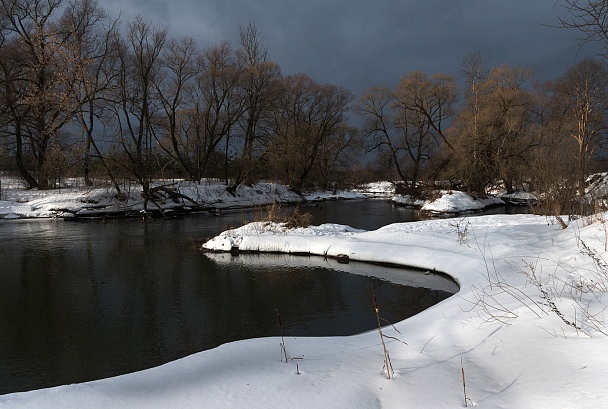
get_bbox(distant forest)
[1,0,608,215]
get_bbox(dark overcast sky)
[99,0,601,97]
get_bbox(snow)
[2,180,607,408]
[3,208,608,407]
[391,194,427,207]
[420,190,504,214]
[0,181,504,219]
[353,181,396,197]
[199,213,608,408]
[0,175,515,220]
[586,172,608,199]
[303,189,368,201]
[497,191,537,204]
[0,178,373,220]
[392,190,506,213]
[0,180,304,219]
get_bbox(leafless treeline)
[0,0,359,200]
[356,55,608,212]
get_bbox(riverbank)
[0,177,522,220]
[3,213,607,408]
[5,171,608,220]
[0,179,307,219]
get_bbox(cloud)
[98,0,602,96]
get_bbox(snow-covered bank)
[4,213,608,408]
[0,181,304,219]
[353,181,396,198]
[0,181,305,219]
[12,170,608,221]
[0,178,373,220]
[0,174,536,220]
[360,182,529,214]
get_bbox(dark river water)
[0,199,460,395]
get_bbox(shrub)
[258,202,313,229]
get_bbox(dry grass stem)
[372,285,407,379]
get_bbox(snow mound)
[203,222,365,252]
[421,190,504,213]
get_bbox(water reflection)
[206,253,458,336]
[304,198,421,230]
[0,202,455,394]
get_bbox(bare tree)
[552,57,608,196]
[459,51,488,164]
[0,0,81,188]
[355,86,408,182]
[63,0,122,189]
[449,64,539,196]
[460,52,488,100]
[559,0,608,57]
[229,23,281,192]
[0,36,30,183]
[355,72,457,191]
[182,41,243,182]
[267,73,353,193]
[112,15,167,208]
[529,88,580,224]
[394,71,457,188]
[315,123,363,190]
[153,35,199,181]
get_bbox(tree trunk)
[14,120,38,189]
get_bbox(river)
[0,199,469,394]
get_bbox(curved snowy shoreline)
[200,218,508,288]
[2,214,608,408]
